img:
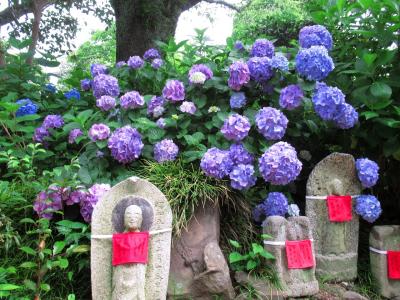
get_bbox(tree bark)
[111,0,203,61]
[26,1,46,65]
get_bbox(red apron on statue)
[285,239,314,269]
[326,195,352,222]
[112,232,150,266]
[387,250,400,280]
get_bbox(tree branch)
[0,3,33,27]
[202,0,240,12]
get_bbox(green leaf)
[229,252,245,263]
[20,261,37,268]
[375,118,400,128]
[360,111,379,120]
[53,241,66,255]
[370,82,392,100]
[71,245,90,253]
[20,246,36,256]
[260,250,275,260]
[19,218,35,224]
[252,243,264,255]
[362,53,377,67]
[58,258,69,269]
[246,259,257,270]
[40,283,50,292]
[78,167,92,185]
[0,284,20,291]
[56,220,87,229]
[229,240,241,248]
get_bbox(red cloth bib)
[285,239,314,269]
[326,195,352,222]
[387,250,400,280]
[112,232,149,266]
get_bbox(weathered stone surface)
[168,202,235,299]
[91,176,172,300]
[342,291,368,300]
[370,225,400,298]
[306,153,362,281]
[234,271,283,300]
[262,216,319,297]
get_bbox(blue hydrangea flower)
[64,88,80,100]
[151,58,163,69]
[255,107,288,140]
[228,61,250,91]
[247,57,274,83]
[299,25,333,51]
[120,91,145,109]
[81,79,92,91]
[92,74,120,99]
[356,158,379,188]
[107,125,144,164]
[229,143,254,165]
[295,46,334,81]
[200,148,234,179]
[234,40,244,51]
[252,204,265,223]
[229,164,257,190]
[143,48,160,61]
[279,84,303,110]
[154,139,179,162]
[259,142,302,185]
[90,64,108,77]
[270,54,289,72]
[221,114,251,141]
[16,99,38,117]
[312,82,346,121]
[250,39,274,58]
[261,192,289,217]
[127,56,144,69]
[230,92,247,109]
[45,83,56,93]
[333,103,358,129]
[355,195,382,223]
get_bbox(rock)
[306,153,362,281]
[342,291,368,300]
[168,202,235,299]
[91,176,172,300]
[234,271,283,300]
[370,225,400,298]
[263,216,319,297]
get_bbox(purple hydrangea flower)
[127,56,144,69]
[356,158,379,188]
[200,148,234,179]
[188,64,213,84]
[247,57,274,83]
[89,123,111,142]
[33,191,54,219]
[261,192,289,217]
[81,79,92,91]
[189,72,206,85]
[234,40,244,51]
[66,189,85,206]
[221,114,251,141]
[312,82,346,121]
[250,39,274,58]
[229,143,254,165]
[299,25,333,51]
[255,107,288,140]
[143,48,160,61]
[43,115,64,129]
[68,128,83,144]
[64,88,80,100]
[179,101,197,115]
[147,96,166,117]
[279,85,304,110]
[33,126,50,143]
[154,139,179,162]
[228,61,250,91]
[230,92,246,109]
[107,125,144,164]
[229,164,257,190]
[162,80,185,102]
[355,195,382,223]
[156,118,166,128]
[88,183,111,200]
[116,61,126,68]
[90,64,108,77]
[92,74,120,99]
[296,46,334,81]
[80,183,111,223]
[151,58,163,69]
[259,142,302,185]
[333,103,358,129]
[288,204,300,216]
[96,95,116,111]
[270,54,289,72]
[120,91,145,109]
[16,99,38,117]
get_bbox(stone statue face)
[124,205,143,231]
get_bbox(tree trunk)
[26,0,47,65]
[111,0,201,62]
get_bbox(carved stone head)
[124,205,143,232]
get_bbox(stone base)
[316,253,358,281]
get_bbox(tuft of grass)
[134,159,232,235]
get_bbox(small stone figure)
[306,153,362,281]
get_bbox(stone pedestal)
[262,216,319,297]
[168,202,235,299]
[306,153,362,281]
[370,225,400,298]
